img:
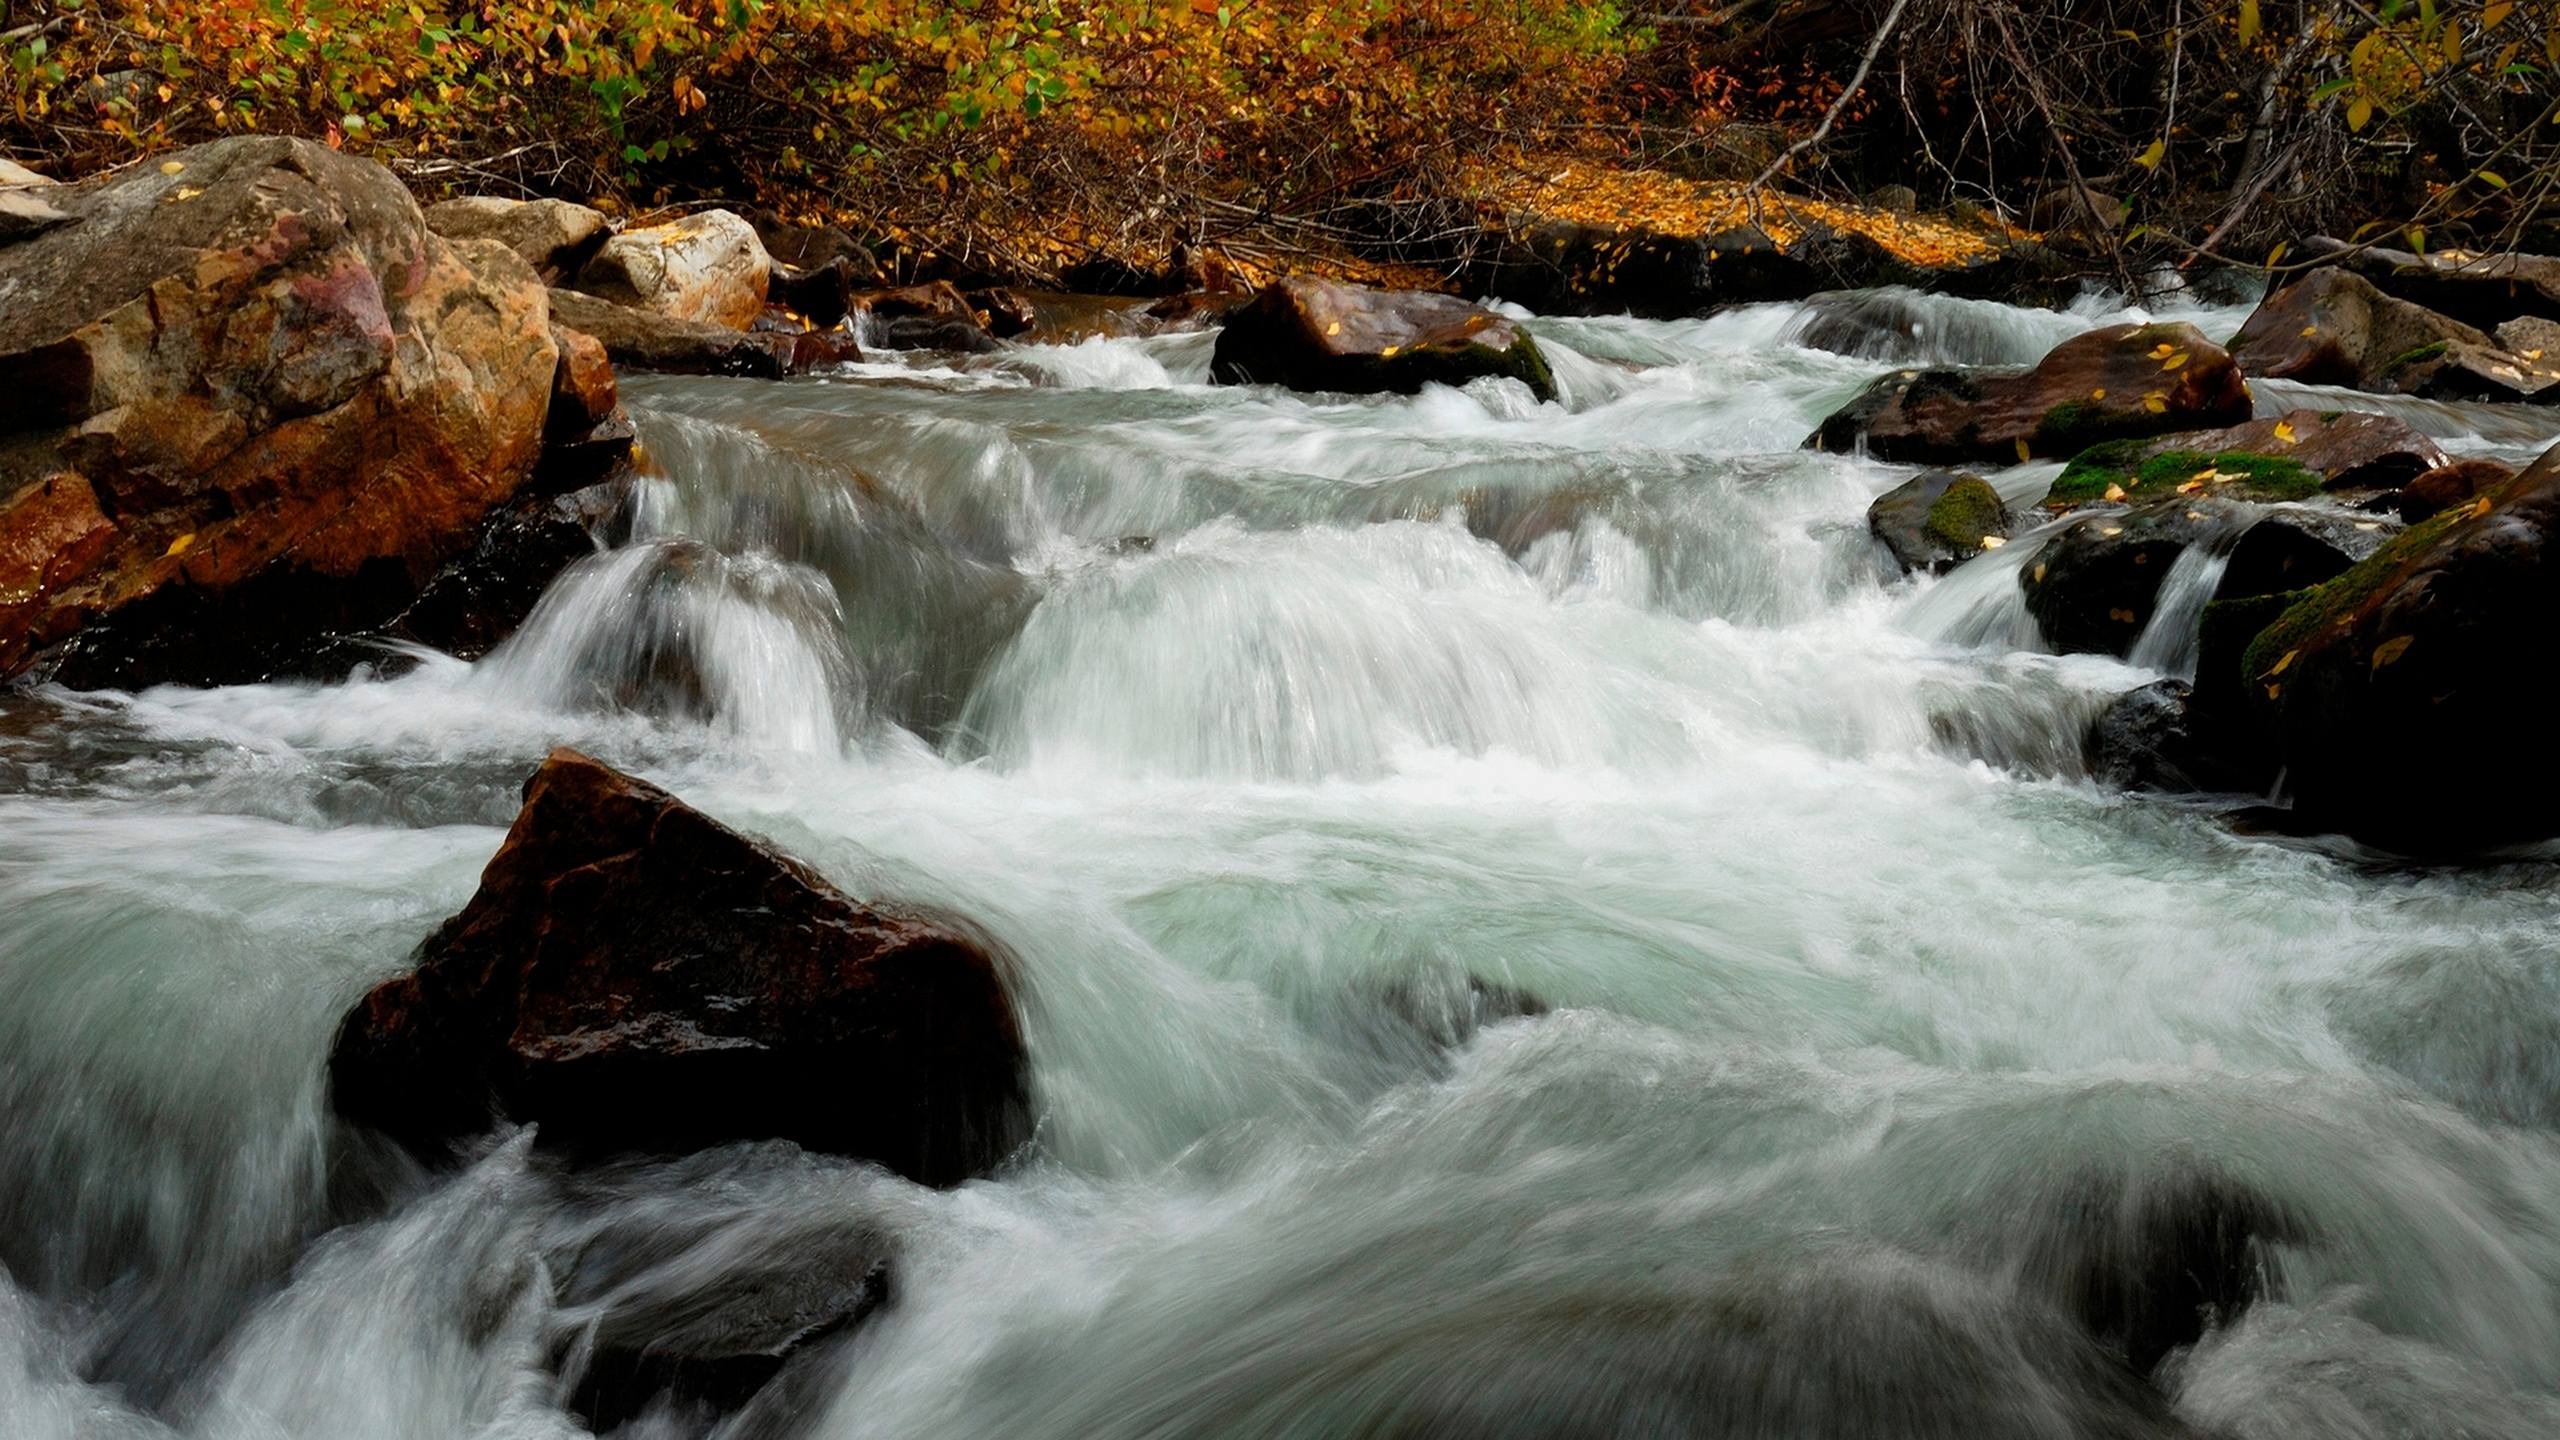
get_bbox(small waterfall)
[2128,543,2236,680]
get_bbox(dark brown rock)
[852,282,1000,352]
[2021,500,2244,657]
[2241,439,2560,851]
[1812,323,2252,465]
[0,136,558,683]
[2295,237,2560,332]
[329,750,1028,1184]
[966,287,1037,339]
[2132,410,2446,492]
[2398,458,2514,522]
[2228,269,2492,390]
[1210,277,1556,401]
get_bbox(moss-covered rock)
[1868,468,2012,574]
[1209,276,1556,401]
[2236,437,2560,851]
[2046,449,2324,507]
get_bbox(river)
[6,285,2560,1438]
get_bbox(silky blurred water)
[5,283,2560,1439]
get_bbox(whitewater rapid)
[6,283,2560,1439]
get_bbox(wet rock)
[2046,410,2445,511]
[2295,236,2560,331]
[1144,289,1251,331]
[852,282,1000,352]
[1210,277,1556,401]
[966,287,1037,339]
[2213,508,2394,605]
[1810,323,2251,465]
[2240,439,2560,852]
[0,136,558,684]
[329,749,1028,1184]
[2027,184,2127,244]
[2023,1166,2301,1375]
[386,474,636,661]
[423,196,609,283]
[555,1191,893,1432]
[1870,184,1918,214]
[2388,337,2560,404]
[2397,458,2513,522]
[574,209,771,331]
[2086,680,2232,792]
[2020,500,2240,657]
[545,325,621,445]
[2228,268,2494,390]
[766,257,858,327]
[547,287,788,377]
[1868,469,2011,574]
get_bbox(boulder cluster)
[1817,252,2560,855]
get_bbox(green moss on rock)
[2043,447,2323,507]
[2384,340,2450,374]
[2239,506,2467,686]
[1921,475,2007,551]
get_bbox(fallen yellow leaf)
[2104,483,2128,501]
[164,533,194,557]
[2272,421,2297,444]
[2015,438,2033,463]
[2142,393,2168,413]
[1980,535,2006,549]
[2090,388,2107,401]
[2269,649,2295,676]
[2162,351,2191,370]
[2371,635,2414,668]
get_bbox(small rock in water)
[1868,468,2011,575]
[329,749,1029,1185]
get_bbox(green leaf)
[2478,170,2509,189]
[2309,77,2353,101]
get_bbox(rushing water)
[6,283,2560,1440]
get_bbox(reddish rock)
[547,287,789,377]
[1810,323,2252,465]
[546,324,620,440]
[329,749,1028,1185]
[0,136,559,683]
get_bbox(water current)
[6,283,2560,1439]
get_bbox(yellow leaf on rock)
[2301,324,2319,336]
[2371,634,2415,669]
[2269,649,2295,676]
[165,533,194,557]
[1980,536,2006,549]
[2142,393,2168,413]
[2272,421,2297,444]
[2015,438,2033,463]
[2090,388,2107,400]
[2104,483,2128,501]
[2162,351,2190,370]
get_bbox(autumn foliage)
[0,0,1635,275]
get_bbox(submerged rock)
[2021,1166,2302,1376]
[852,282,1001,352]
[2239,439,2560,852]
[574,209,771,331]
[1809,323,2251,465]
[1210,276,1556,401]
[330,749,1029,1184]
[0,135,560,684]
[553,1185,893,1432]
[1868,469,2012,574]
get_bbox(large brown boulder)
[1210,277,1557,401]
[573,209,770,331]
[0,136,560,683]
[329,749,1028,1185]
[1809,323,2252,465]
[2227,268,2505,393]
[2239,439,2560,851]
[2295,237,2560,331]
